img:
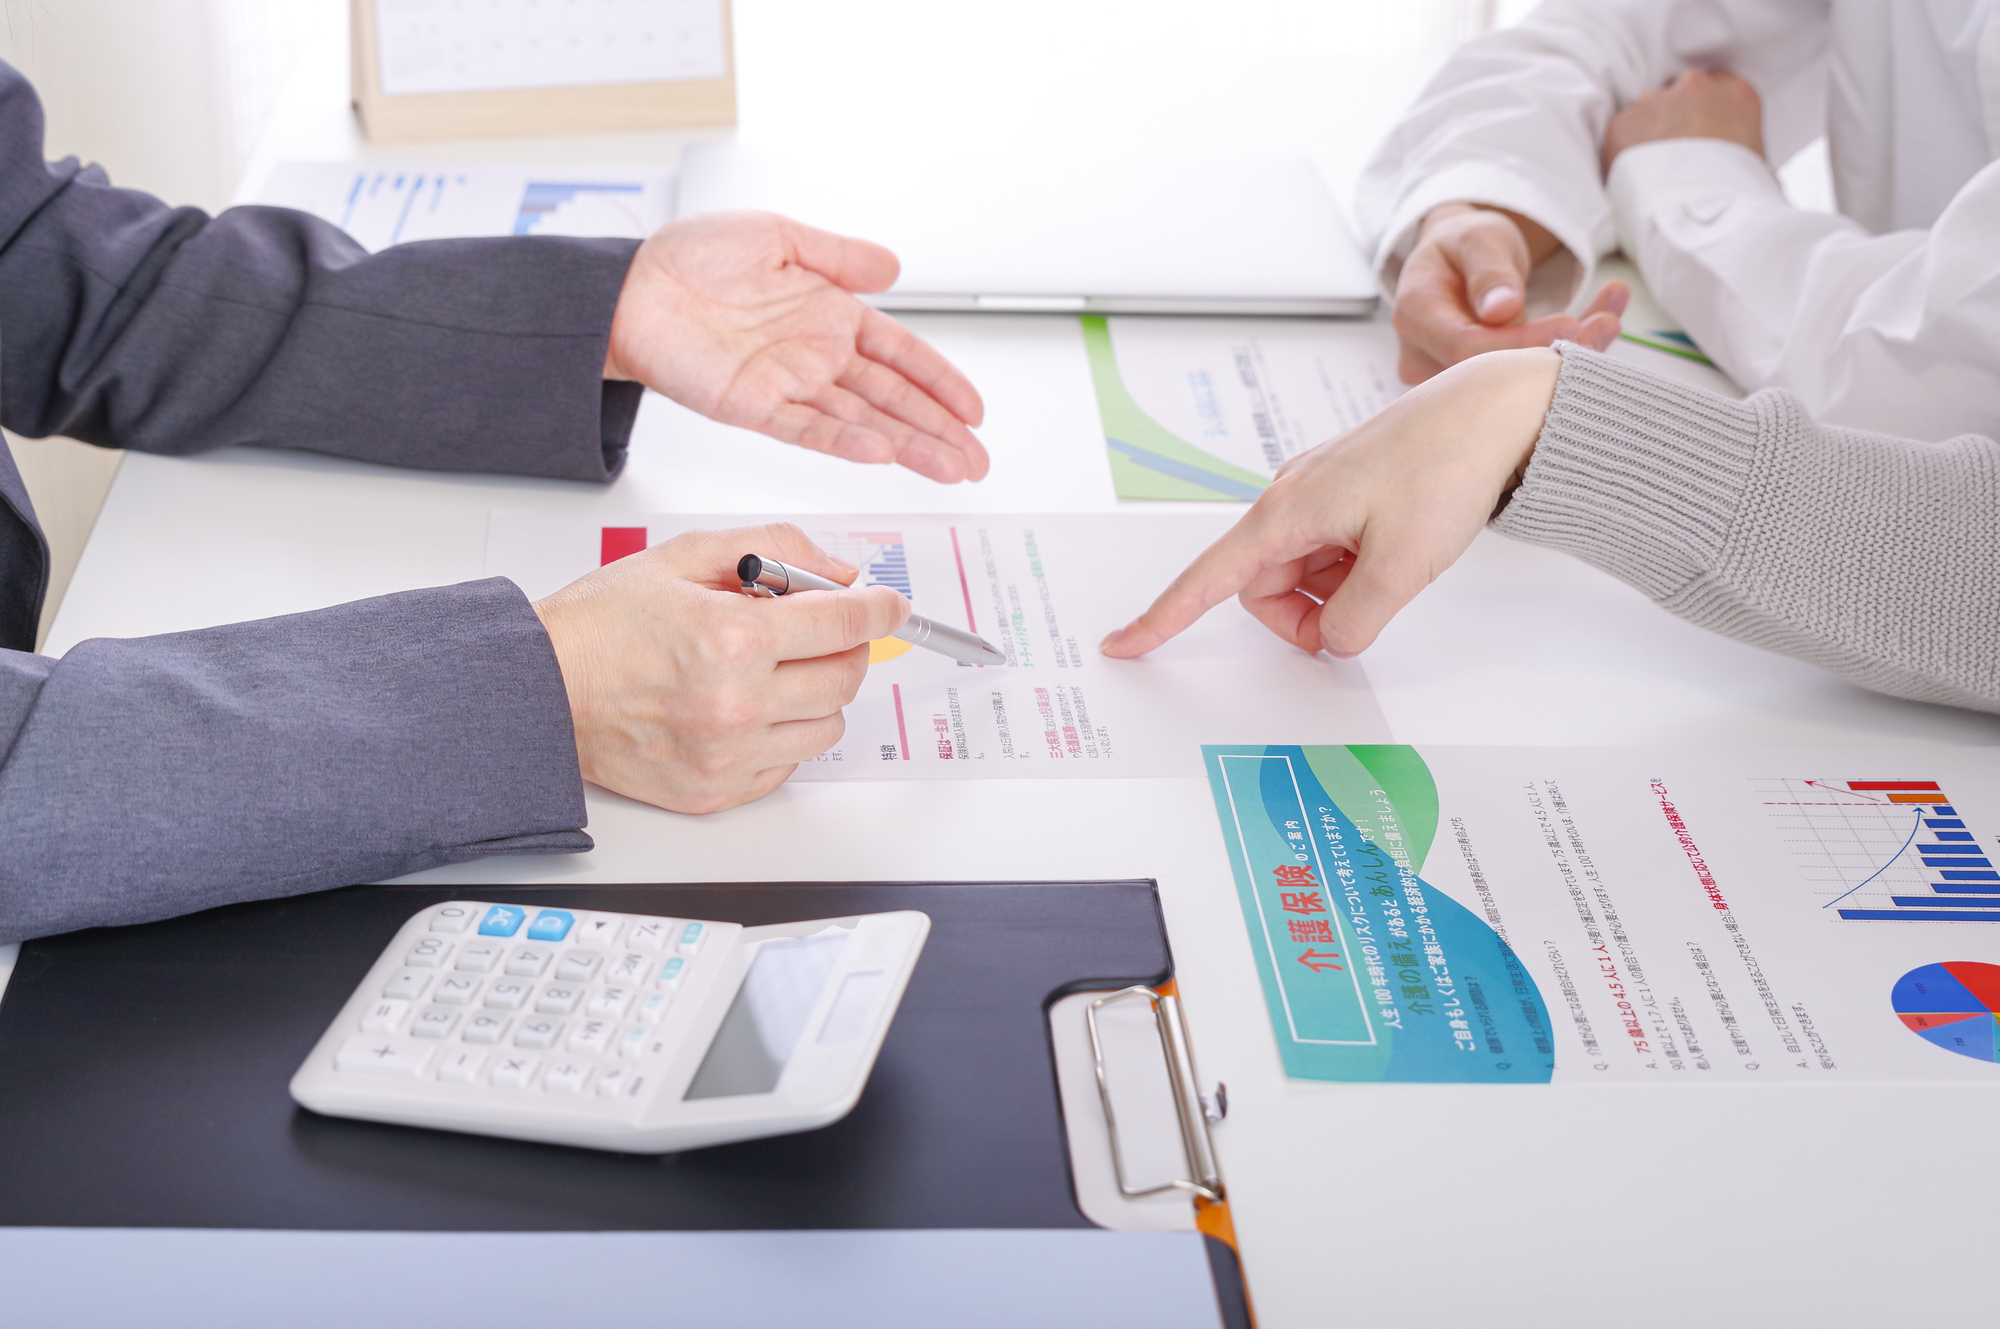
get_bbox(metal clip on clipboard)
[1085,985,1226,1204]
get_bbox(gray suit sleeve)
[1493,344,2000,712]
[0,578,590,943]
[0,62,643,480]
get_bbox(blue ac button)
[526,909,575,942]
[478,905,526,937]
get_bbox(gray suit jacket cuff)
[0,577,589,942]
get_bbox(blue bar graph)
[1891,896,2000,908]
[1840,909,2000,922]
[1941,870,2000,881]
[1931,881,2000,893]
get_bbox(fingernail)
[1475,285,1518,321]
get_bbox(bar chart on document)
[1759,779,1998,922]
[487,512,1391,779]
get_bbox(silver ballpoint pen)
[738,554,1009,666]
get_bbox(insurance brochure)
[1205,744,2000,1085]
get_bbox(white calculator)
[290,901,930,1153]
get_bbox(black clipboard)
[0,880,1250,1326]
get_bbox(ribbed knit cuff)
[1493,343,1765,600]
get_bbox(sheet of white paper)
[260,163,673,252]
[1215,744,2000,1084]
[372,0,727,97]
[1084,315,1405,500]
[486,512,1391,779]
[1111,317,1403,476]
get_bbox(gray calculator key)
[490,1055,538,1088]
[515,1017,562,1049]
[462,1012,510,1044]
[606,952,651,984]
[428,904,476,934]
[535,985,582,1015]
[625,920,673,951]
[543,1061,591,1093]
[434,975,481,1004]
[455,941,504,973]
[382,970,430,1001]
[410,1006,460,1039]
[484,979,532,1010]
[506,945,555,977]
[405,937,452,968]
[568,1020,613,1053]
[587,987,634,1019]
[556,950,604,982]
[336,1035,431,1078]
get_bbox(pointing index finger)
[1099,519,1295,658]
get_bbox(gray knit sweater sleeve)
[1491,344,2000,713]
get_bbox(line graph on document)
[1756,777,1936,913]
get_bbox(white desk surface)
[20,6,2000,1327]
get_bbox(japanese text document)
[488,513,1389,779]
[1207,744,2000,1084]
[1082,314,1403,501]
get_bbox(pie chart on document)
[1892,961,2000,1062]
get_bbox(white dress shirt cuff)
[1605,138,1783,262]
[1370,163,1601,312]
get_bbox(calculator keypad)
[330,906,722,1101]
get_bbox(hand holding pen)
[739,554,1008,666]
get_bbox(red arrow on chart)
[1296,949,1345,973]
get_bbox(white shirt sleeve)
[1610,139,2000,441]
[1355,0,1830,304]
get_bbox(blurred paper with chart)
[486,512,1389,778]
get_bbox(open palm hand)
[604,211,988,483]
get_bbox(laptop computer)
[673,146,1379,317]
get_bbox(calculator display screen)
[683,934,849,1100]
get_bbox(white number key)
[568,1020,613,1054]
[535,985,582,1015]
[434,975,480,1004]
[336,1035,431,1078]
[555,950,603,982]
[405,937,452,968]
[429,904,477,933]
[462,1012,510,1044]
[455,941,505,973]
[506,945,554,977]
[360,999,410,1033]
[411,1006,460,1039]
[587,987,634,1019]
[543,1061,591,1093]
[490,1055,539,1088]
[483,979,532,1010]
[381,970,430,1001]
[515,1017,562,1049]
[437,1050,485,1083]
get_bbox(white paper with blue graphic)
[1206,744,2000,1084]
